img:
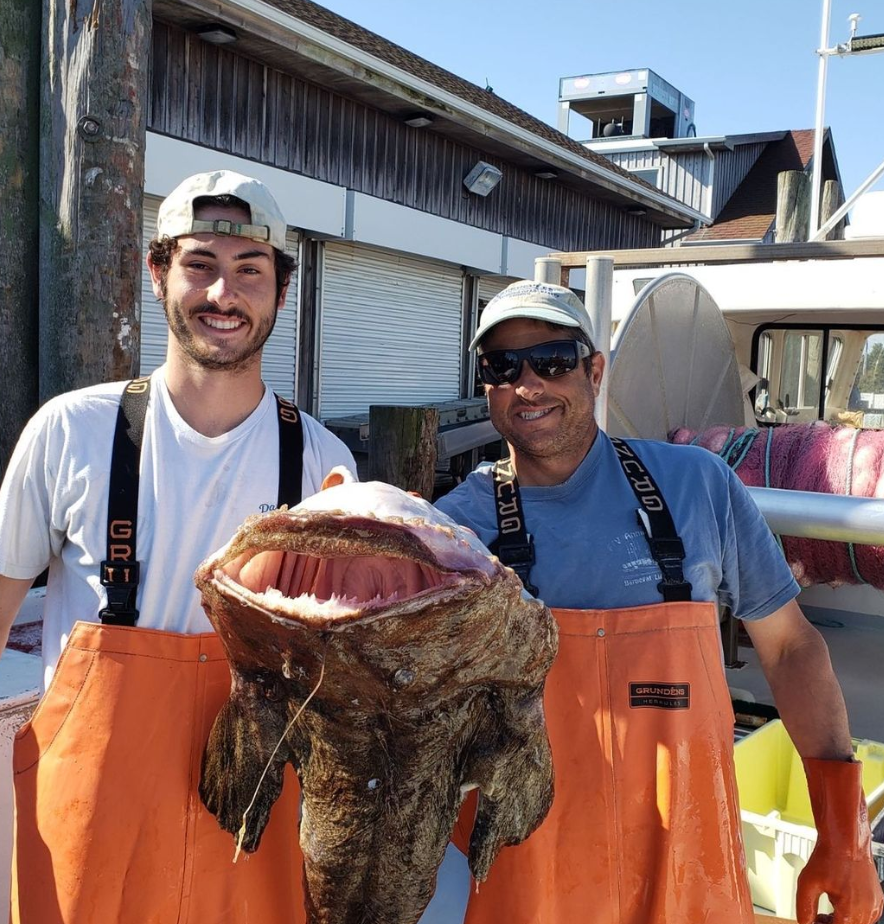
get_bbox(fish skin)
[195,478,558,924]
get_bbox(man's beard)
[163,298,278,373]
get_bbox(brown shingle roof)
[687,129,816,241]
[265,0,656,191]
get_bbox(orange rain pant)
[11,621,307,924]
[458,601,755,924]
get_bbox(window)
[629,168,661,188]
[752,326,884,428]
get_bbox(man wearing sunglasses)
[435,280,882,924]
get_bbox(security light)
[196,23,238,45]
[535,169,558,180]
[404,113,434,128]
[463,162,503,197]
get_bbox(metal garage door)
[478,275,518,309]
[318,242,464,419]
[140,197,300,399]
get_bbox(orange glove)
[796,757,883,924]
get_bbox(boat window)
[780,331,821,420]
[851,334,884,428]
[754,333,774,421]
[753,325,884,429]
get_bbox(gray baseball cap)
[469,280,595,351]
[156,170,287,251]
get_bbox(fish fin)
[199,690,291,852]
[463,688,554,881]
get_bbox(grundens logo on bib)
[628,682,691,710]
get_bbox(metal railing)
[748,486,884,545]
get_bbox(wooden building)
[141,0,704,419]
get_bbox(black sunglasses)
[477,339,592,386]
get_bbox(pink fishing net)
[670,423,884,588]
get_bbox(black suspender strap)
[610,437,693,603]
[99,378,150,626]
[99,384,305,627]
[490,458,539,597]
[275,394,304,509]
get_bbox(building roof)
[269,0,645,183]
[153,0,704,226]
[685,129,819,242]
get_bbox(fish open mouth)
[205,514,487,626]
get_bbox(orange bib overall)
[459,600,754,924]
[11,621,307,924]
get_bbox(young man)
[436,280,883,924]
[0,170,355,923]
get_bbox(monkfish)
[195,469,558,924]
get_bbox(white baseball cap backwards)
[469,280,595,351]
[156,170,287,251]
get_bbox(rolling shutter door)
[140,197,300,400]
[478,275,517,308]
[319,242,464,419]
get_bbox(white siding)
[319,242,464,419]
[140,197,300,399]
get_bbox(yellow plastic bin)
[734,719,884,920]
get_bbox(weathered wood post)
[821,179,846,241]
[775,170,810,243]
[40,0,152,403]
[0,0,40,477]
[369,406,439,499]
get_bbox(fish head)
[195,467,509,631]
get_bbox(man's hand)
[795,757,884,924]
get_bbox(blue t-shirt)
[435,432,798,619]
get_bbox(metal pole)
[585,256,613,430]
[748,486,884,544]
[534,257,562,284]
[809,0,833,239]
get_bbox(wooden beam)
[39,0,151,403]
[548,238,884,269]
[369,406,438,499]
[0,0,40,477]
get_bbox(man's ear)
[276,281,289,311]
[590,350,606,395]
[146,253,164,301]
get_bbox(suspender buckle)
[499,536,535,570]
[646,538,694,601]
[497,538,539,597]
[99,560,141,626]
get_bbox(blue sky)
[317,0,884,205]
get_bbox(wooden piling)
[39,0,151,403]
[369,406,439,499]
[0,0,40,477]
[821,179,846,241]
[775,170,810,243]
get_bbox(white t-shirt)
[0,369,357,688]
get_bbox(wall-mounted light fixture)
[196,23,238,45]
[463,161,503,197]
[626,206,648,216]
[535,168,558,180]
[404,113,434,128]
